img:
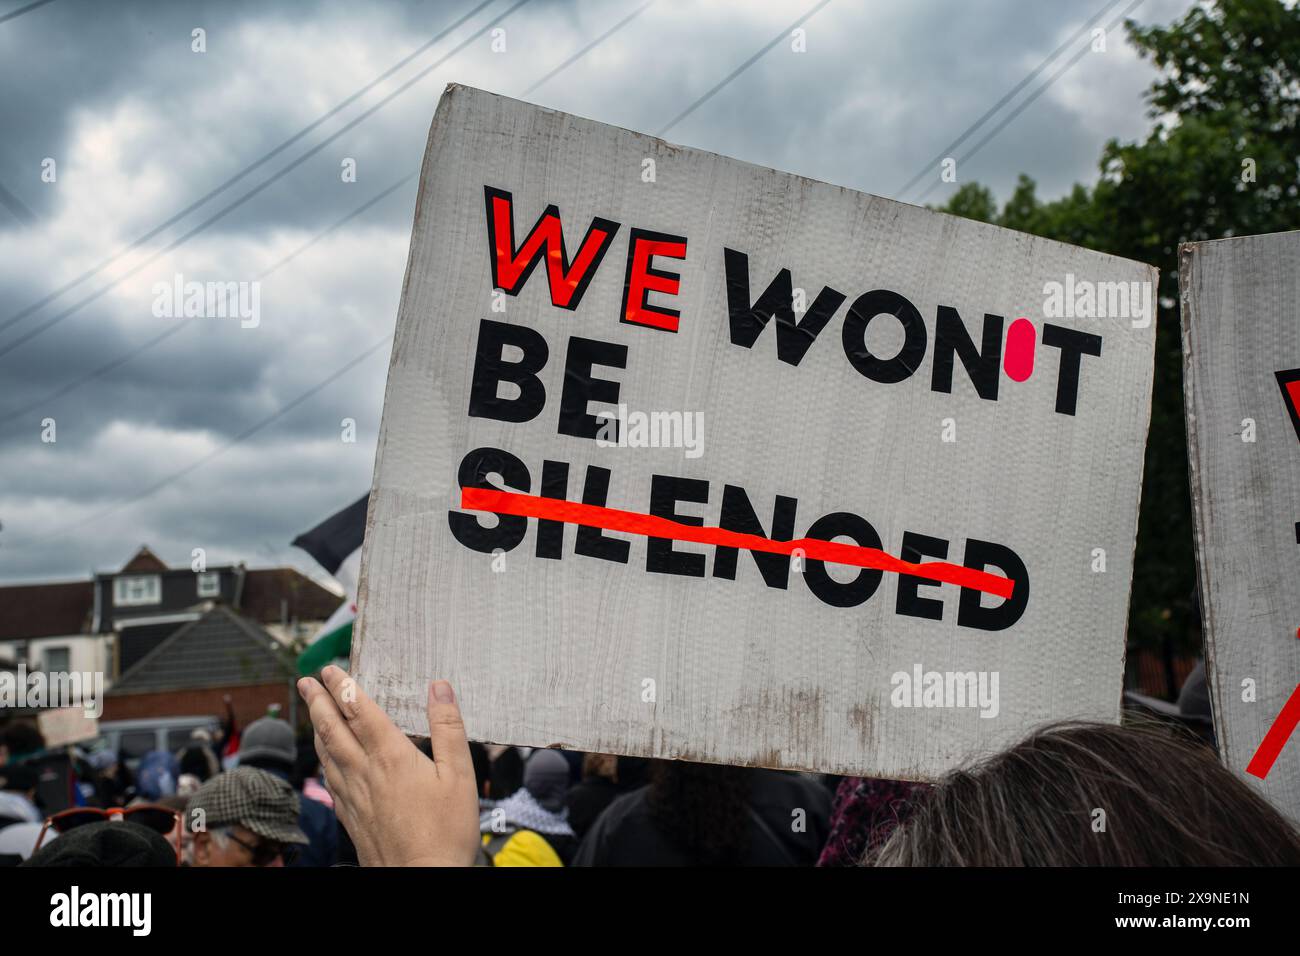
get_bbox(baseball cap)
[186,766,308,845]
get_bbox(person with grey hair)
[869,721,1300,867]
[186,766,309,867]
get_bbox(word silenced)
[448,446,1030,629]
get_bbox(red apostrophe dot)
[1004,317,1036,382]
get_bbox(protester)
[186,766,310,867]
[135,750,179,803]
[236,716,339,866]
[489,746,524,800]
[22,820,176,868]
[478,749,576,865]
[817,777,930,866]
[572,760,831,866]
[0,761,40,829]
[0,720,43,768]
[565,754,618,840]
[85,749,128,808]
[177,729,220,782]
[417,737,492,800]
[296,737,334,809]
[0,762,45,864]
[870,721,1300,866]
[564,754,649,840]
[469,741,492,799]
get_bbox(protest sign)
[352,84,1157,778]
[1182,231,1300,823]
[36,707,99,748]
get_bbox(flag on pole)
[292,495,368,676]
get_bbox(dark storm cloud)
[0,0,1190,583]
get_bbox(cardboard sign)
[36,707,99,748]
[1182,231,1300,824]
[353,84,1157,778]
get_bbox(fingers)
[298,675,365,769]
[425,680,474,781]
[319,665,405,752]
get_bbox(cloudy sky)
[0,0,1192,585]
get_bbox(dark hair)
[647,760,753,865]
[293,737,320,790]
[490,747,524,800]
[179,744,215,782]
[872,720,1300,866]
[468,742,491,798]
[0,720,44,757]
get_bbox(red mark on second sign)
[1246,681,1300,780]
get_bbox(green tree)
[939,0,1300,654]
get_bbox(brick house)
[0,546,341,725]
[101,606,296,726]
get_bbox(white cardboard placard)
[353,85,1157,778]
[1182,230,1300,823]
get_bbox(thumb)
[426,680,473,779]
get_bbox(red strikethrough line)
[459,487,1016,600]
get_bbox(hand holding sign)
[298,666,479,867]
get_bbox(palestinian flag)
[293,494,368,676]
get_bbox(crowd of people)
[4,657,1296,868]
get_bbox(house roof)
[108,606,293,695]
[120,546,168,573]
[0,558,340,643]
[0,581,94,641]
[239,568,341,624]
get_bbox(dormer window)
[113,574,161,607]
[197,572,220,598]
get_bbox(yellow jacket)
[481,829,563,867]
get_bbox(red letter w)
[484,186,620,310]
